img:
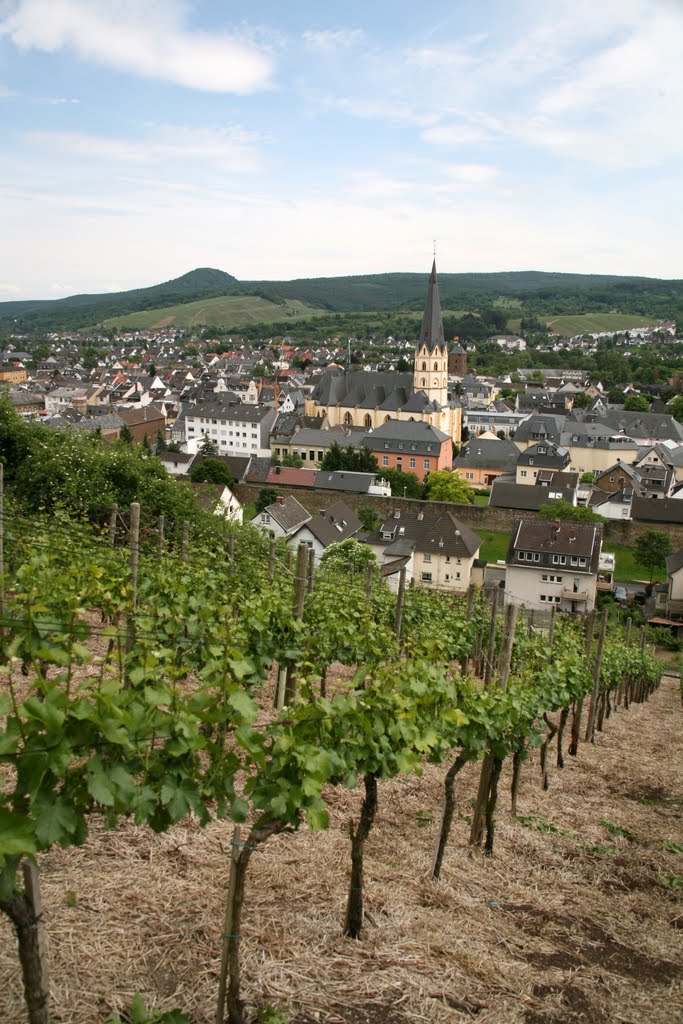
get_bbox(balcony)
[562,589,589,602]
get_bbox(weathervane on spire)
[433,239,437,258]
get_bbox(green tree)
[634,530,673,583]
[357,506,381,532]
[119,422,133,445]
[668,395,683,422]
[155,429,168,453]
[190,458,235,487]
[282,452,303,468]
[538,500,606,523]
[255,487,279,513]
[381,468,423,499]
[424,469,475,504]
[581,472,595,484]
[572,392,590,409]
[320,444,378,473]
[199,434,218,455]
[320,538,378,575]
[624,394,650,411]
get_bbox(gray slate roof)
[454,437,520,470]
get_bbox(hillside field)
[97,295,326,330]
[547,313,660,336]
[1,667,681,1024]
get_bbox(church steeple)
[414,259,448,408]
[418,259,445,354]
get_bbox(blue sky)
[0,0,681,299]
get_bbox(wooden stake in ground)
[430,753,468,880]
[0,860,50,1024]
[471,603,518,849]
[283,543,309,705]
[584,613,608,744]
[214,819,287,1024]
[569,610,596,756]
[181,521,189,564]
[394,566,407,639]
[125,502,140,655]
[268,539,276,582]
[108,502,118,547]
[484,588,500,687]
[344,772,378,938]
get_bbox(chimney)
[276,496,285,505]
[551,518,560,541]
[569,528,577,543]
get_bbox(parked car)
[614,586,627,602]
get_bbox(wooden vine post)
[215,820,288,1024]
[584,612,608,743]
[108,502,118,547]
[569,609,595,756]
[394,566,407,638]
[157,513,164,556]
[181,521,190,563]
[484,587,500,687]
[0,861,50,1024]
[267,538,276,581]
[470,602,518,851]
[126,501,140,654]
[283,543,308,705]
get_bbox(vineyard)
[0,505,681,1024]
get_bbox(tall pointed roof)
[418,259,446,354]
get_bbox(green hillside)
[1,265,682,332]
[547,313,660,336]
[98,295,325,330]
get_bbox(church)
[304,261,462,445]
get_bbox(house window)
[260,513,270,523]
[521,470,527,478]
[382,456,389,466]
[409,458,416,468]
[423,459,430,469]
[423,553,432,562]
[421,572,432,582]
[540,595,546,602]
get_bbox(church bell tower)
[414,260,448,407]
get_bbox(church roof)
[418,260,446,354]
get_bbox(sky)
[0,0,682,300]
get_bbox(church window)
[421,378,426,387]
[364,414,372,429]
[422,362,427,371]
[434,362,439,371]
[433,379,439,386]
[384,416,391,423]
[343,412,352,426]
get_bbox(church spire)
[418,259,445,354]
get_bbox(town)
[3,261,683,625]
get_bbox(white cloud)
[0,0,273,93]
[34,95,80,104]
[302,28,363,51]
[26,123,265,173]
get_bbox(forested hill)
[0,268,239,332]
[2,267,683,332]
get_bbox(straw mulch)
[1,671,681,1024]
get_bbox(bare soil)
[1,674,682,1024]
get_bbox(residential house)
[516,442,571,484]
[664,548,683,616]
[489,472,578,511]
[453,437,520,487]
[192,483,243,524]
[315,471,391,496]
[505,518,603,614]
[256,495,311,539]
[273,424,366,467]
[290,500,361,562]
[183,401,277,457]
[364,508,482,594]
[118,404,166,444]
[361,419,453,483]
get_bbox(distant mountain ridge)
[1,266,682,332]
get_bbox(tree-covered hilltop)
[1,266,682,332]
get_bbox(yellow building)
[305,261,461,445]
[0,366,28,383]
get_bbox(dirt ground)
[1,672,681,1024]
